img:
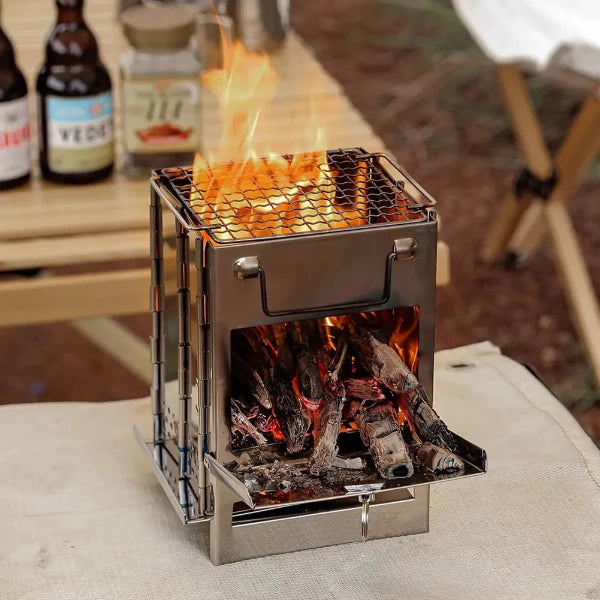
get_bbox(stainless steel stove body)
[139,148,486,564]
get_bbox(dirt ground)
[1,0,599,444]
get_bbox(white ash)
[233,458,368,495]
[331,456,364,470]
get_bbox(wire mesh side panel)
[159,149,432,243]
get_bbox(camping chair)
[453,0,600,386]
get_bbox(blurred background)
[1,0,599,444]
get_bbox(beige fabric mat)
[1,342,599,599]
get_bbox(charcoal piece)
[310,394,344,475]
[319,466,366,487]
[416,441,464,473]
[402,385,456,451]
[310,336,349,475]
[254,408,275,432]
[344,378,385,403]
[353,402,413,479]
[270,370,310,454]
[351,327,456,451]
[289,321,326,409]
[231,352,272,409]
[350,328,418,393]
[369,432,413,479]
[231,399,267,446]
[295,345,326,410]
[272,323,295,376]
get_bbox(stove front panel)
[202,218,438,467]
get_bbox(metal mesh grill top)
[157,149,434,244]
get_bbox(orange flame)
[191,40,369,241]
[389,307,420,374]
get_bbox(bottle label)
[0,96,31,181]
[122,78,199,154]
[46,92,114,174]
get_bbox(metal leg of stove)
[195,239,210,518]
[176,221,192,518]
[150,188,166,465]
[209,478,429,565]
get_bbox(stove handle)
[232,238,417,318]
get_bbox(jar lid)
[121,5,196,50]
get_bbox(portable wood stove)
[137,148,487,564]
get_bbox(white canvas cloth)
[453,0,600,81]
[1,342,600,600]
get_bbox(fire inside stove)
[189,151,427,241]
[169,41,431,243]
[161,149,432,243]
[227,307,466,505]
[231,308,419,453]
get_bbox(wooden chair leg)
[480,190,525,265]
[507,87,600,261]
[480,65,553,263]
[544,201,600,388]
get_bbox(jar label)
[46,92,114,174]
[0,96,31,181]
[122,78,199,154]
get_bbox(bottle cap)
[121,5,197,51]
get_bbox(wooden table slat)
[0,0,450,332]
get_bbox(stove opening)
[230,307,419,454]
[227,307,465,503]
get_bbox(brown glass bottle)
[0,21,31,189]
[37,0,114,184]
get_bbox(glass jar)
[120,5,201,177]
[225,0,289,53]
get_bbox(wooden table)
[0,0,449,383]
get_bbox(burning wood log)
[231,352,272,410]
[272,322,296,376]
[401,385,456,451]
[310,336,349,475]
[231,399,267,446]
[254,408,275,433]
[344,378,385,403]
[415,441,464,473]
[352,402,413,479]
[270,368,311,454]
[295,345,326,410]
[399,402,464,474]
[288,320,327,410]
[350,328,418,392]
[351,327,456,451]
